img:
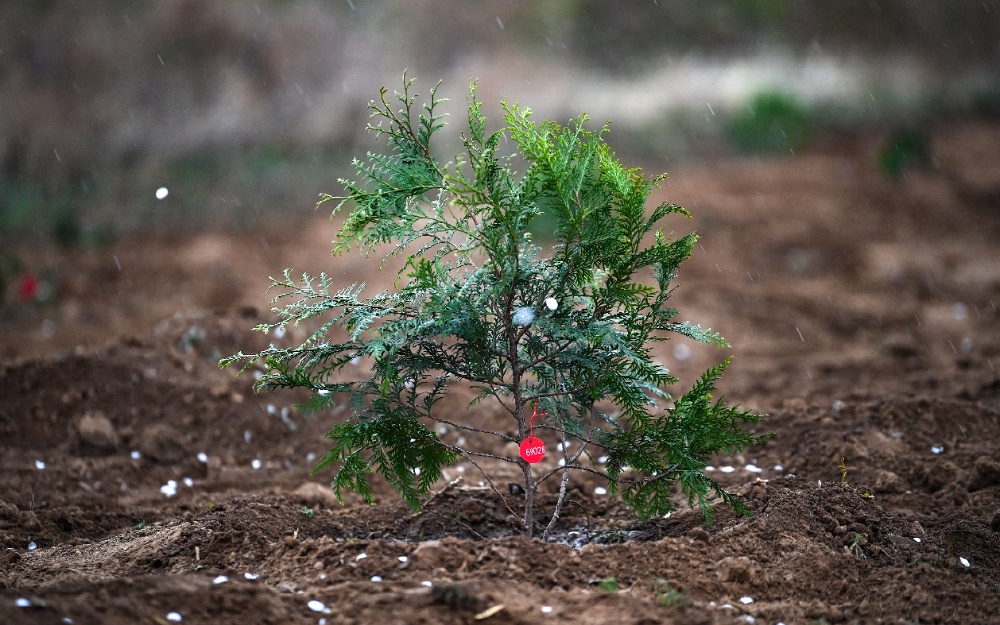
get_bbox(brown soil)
[2,123,1000,624]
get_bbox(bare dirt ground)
[2,123,999,624]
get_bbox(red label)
[519,437,546,463]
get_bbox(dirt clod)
[75,410,119,455]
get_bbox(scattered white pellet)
[182,477,193,488]
[594,486,608,495]
[540,606,554,613]
[212,575,228,585]
[251,459,262,470]
[739,596,754,604]
[273,327,286,339]
[317,389,330,396]
[16,598,30,607]
[35,460,46,470]
[155,187,169,200]
[244,572,259,580]
[197,452,209,463]
[743,616,756,624]
[160,481,178,497]
[705,465,716,471]
[773,464,784,472]
[544,297,558,311]
[355,553,368,561]
[598,456,608,464]
[931,446,944,454]
[960,557,970,567]
[308,600,326,612]
[744,464,762,473]
[370,576,382,582]
[421,581,432,587]
[719,466,735,473]
[913,537,922,543]
[27,540,37,551]
[398,556,408,563]
[350,356,362,366]
[166,612,182,622]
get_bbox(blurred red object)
[18,273,39,301]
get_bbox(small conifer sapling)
[221,77,769,539]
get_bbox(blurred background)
[2,0,998,246]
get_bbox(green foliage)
[849,533,868,559]
[598,577,620,593]
[221,76,768,539]
[878,128,931,179]
[727,90,811,154]
[654,579,691,607]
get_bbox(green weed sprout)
[221,76,768,540]
[727,90,811,154]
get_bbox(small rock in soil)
[967,456,1000,491]
[716,555,752,582]
[138,423,188,463]
[75,410,119,455]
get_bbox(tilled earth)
[2,123,999,624]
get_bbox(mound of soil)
[2,123,999,624]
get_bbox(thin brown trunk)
[514,395,534,536]
[522,462,535,538]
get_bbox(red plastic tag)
[519,436,546,463]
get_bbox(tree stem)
[522,461,535,538]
